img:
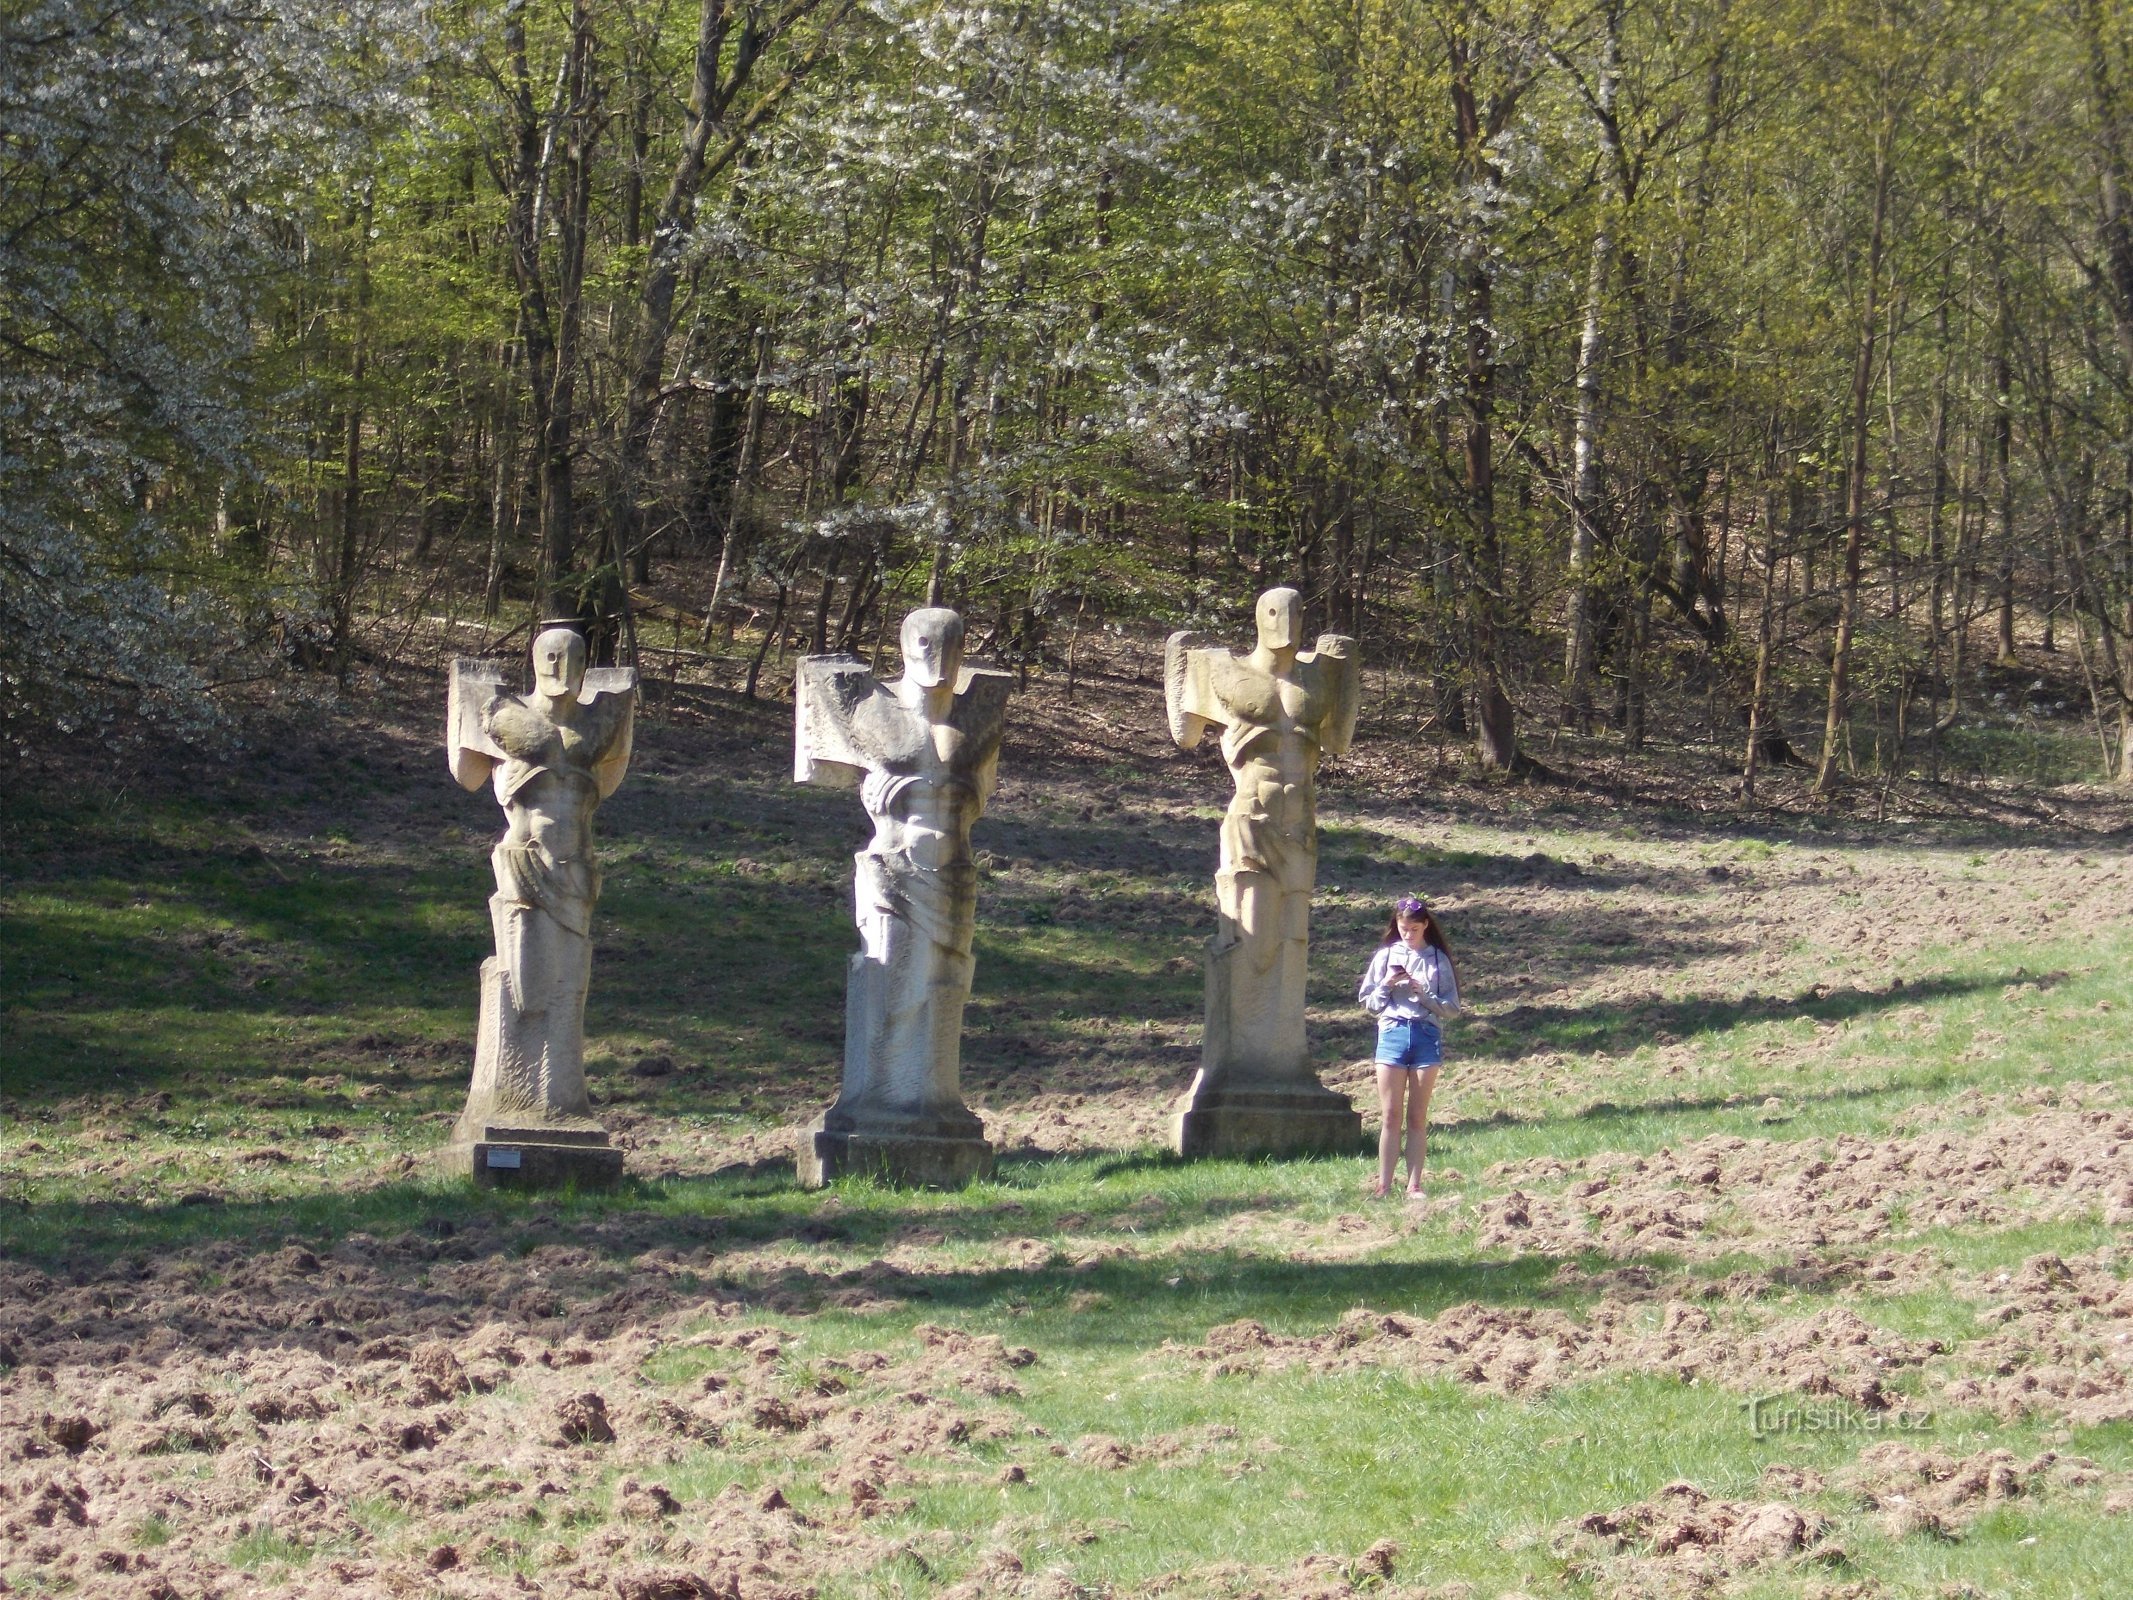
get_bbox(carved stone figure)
[1165,587,1362,1156]
[445,627,637,1187]
[793,608,1010,1186]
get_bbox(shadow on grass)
[1,1046,1976,1282]
[1,990,2001,1279]
[1432,1062,1972,1142]
[775,1249,1619,1345]
[0,1161,1725,1369]
[1330,750,2132,852]
[5,1144,1946,1377]
[2,1152,1311,1268]
[1463,971,2011,1062]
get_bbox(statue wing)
[447,658,510,791]
[793,654,878,788]
[580,666,639,800]
[1164,631,1220,750]
[1310,632,1361,757]
[951,666,1012,741]
[953,666,1013,811]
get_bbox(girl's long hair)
[1380,900,1460,993]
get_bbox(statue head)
[531,626,588,700]
[900,607,966,691]
[1255,587,1303,653]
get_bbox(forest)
[7,0,2133,794]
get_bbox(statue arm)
[1314,633,1360,757]
[588,682,637,801]
[567,667,639,798]
[1165,631,1220,750]
[971,744,1001,815]
[794,655,881,788]
[447,658,509,791]
[953,670,1012,813]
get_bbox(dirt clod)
[1564,1482,1829,1592]
[557,1392,615,1445]
[751,1395,808,1432]
[40,1413,95,1453]
[1356,1538,1398,1578]
[1075,1434,1134,1469]
[1841,1442,2049,1537]
[407,1339,470,1403]
[619,1478,683,1518]
[614,1570,739,1600]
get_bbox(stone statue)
[1165,587,1362,1157]
[792,608,1010,1186]
[444,627,637,1186]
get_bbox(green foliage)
[13,0,2133,777]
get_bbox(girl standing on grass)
[1357,896,1461,1199]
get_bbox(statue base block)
[446,1122,623,1190]
[798,1117,994,1189]
[1172,1082,1363,1160]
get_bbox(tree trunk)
[611,0,846,615]
[329,190,373,682]
[1924,298,1952,675]
[2080,0,2133,379]
[1994,281,2018,664]
[1448,33,1522,771]
[1929,429,1980,747]
[499,0,598,626]
[483,339,518,619]
[745,581,788,700]
[702,322,775,641]
[1814,103,1893,795]
[1563,217,1610,726]
[1742,492,1781,802]
[1560,0,1623,732]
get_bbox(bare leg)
[1375,1063,1409,1198]
[1405,1066,1438,1194]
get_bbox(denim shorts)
[1375,1016,1443,1069]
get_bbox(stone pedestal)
[1173,1083,1362,1159]
[445,950,622,1190]
[446,1119,624,1189]
[798,1109,994,1188]
[1171,934,1362,1159]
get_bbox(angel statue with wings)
[1165,587,1362,1157]
[791,607,1011,1186]
[443,626,636,1186]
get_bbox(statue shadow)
[0,831,862,1113]
[740,1249,1635,1342]
[0,1138,1929,1377]
[1063,1053,1965,1179]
